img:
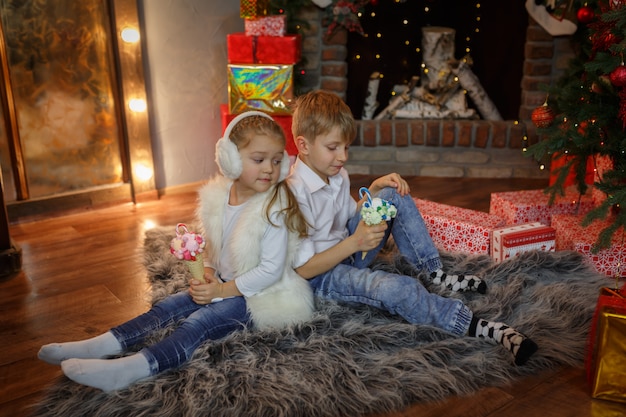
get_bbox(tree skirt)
[32,227,607,417]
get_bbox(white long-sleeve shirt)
[287,158,357,269]
[217,198,287,297]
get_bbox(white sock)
[61,352,151,392]
[38,331,122,365]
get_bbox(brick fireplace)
[295,6,573,179]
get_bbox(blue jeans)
[351,187,442,272]
[309,187,472,336]
[110,291,250,375]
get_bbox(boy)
[286,90,538,366]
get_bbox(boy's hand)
[351,220,387,252]
[369,173,410,196]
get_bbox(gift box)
[585,287,626,403]
[227,64,293,115]
[414,198,506,254]
[244,15,286,37]
[591,155,615,205]
[227,33,301,65]
[549,153,595,187]
[220,104,297,156]
[240,0,268,19]
[489,188,595,226]
[491,222,556,263]
[551,214,626,277]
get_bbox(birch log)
[450,60,503,121]
[421,27,456,91]
[374,76,419,120]
[362,72,380,120]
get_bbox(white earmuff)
[216,111,277,180]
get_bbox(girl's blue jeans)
[309,187,472,336]
[110,291,249,375]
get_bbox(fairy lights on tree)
[526,0,626,250]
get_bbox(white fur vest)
[196,176,314,330]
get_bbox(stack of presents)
[415,154,625,403]
[221,0,300,158]
[414,154,623,278]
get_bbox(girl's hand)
[351,220,387,252]
[189,275,224,305]
[369,173,410,196]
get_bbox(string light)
[349,1,483,105]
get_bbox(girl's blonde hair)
[229,115,308,237]
[291,90,356,144]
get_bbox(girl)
[38,111,315,391]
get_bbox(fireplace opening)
[345,0,529,121]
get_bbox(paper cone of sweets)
[359,187,397,260]
[170,223,206,282]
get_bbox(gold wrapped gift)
[590,310,626,403]
[240,0,268,19]
[227,64,293,116]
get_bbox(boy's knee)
[376,186,399,200]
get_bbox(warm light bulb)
[121,27,140,43]
[134,163,154,181]
[129,98,147,112]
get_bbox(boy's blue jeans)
[110,291,249,375]
[309,187,472,336]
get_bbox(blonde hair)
[291,90,356,144]
[229,115,308,238]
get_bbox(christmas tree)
[526,0,626,251]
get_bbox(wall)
[140,0,242,190]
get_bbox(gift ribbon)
[252,35,259,64]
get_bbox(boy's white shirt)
[287,157,358,269]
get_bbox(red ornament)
[531,103,556,128]
[609,65,626,87]
[577,6,595,24]
[609,0,626,10]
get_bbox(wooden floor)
[2,176,626,417]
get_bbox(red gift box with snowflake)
[489,188,595,226]
[591,155,615,205]
[552,214,626,278]
[491,222,556,263]
[244,15,286,37]
[414,198,506,255]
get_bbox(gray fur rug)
[32,227,608,417]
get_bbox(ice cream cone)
[185,256,205,282]
[358,187,397,263]
[170,223,207,282]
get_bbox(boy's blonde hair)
[292,90,356,144]
[229,115,309,238]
